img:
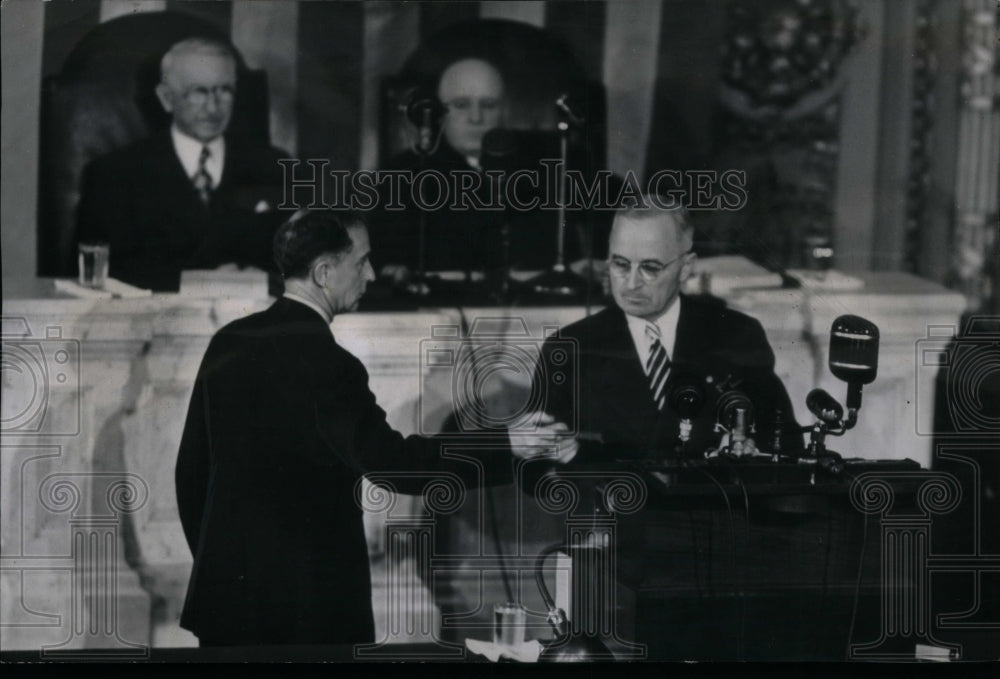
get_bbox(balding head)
[437,58,506,160]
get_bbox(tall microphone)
[828,314,879,413]
[405,86,445,155]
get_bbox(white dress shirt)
[283,292,333,328]
[171,126,225,189]
[624,296,681,374]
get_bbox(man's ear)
[679,251,698,283]
[310,259,327,288]
[155,82,174,114]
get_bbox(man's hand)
[508,411,579,464]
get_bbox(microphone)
[806,388,844,424]
[715,389,754,457]
[668,376,706,420]
[667,375,706,447]
[555,93,585,127]
[829,314,879,412]
[405,86,445,155]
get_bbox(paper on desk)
[787,269,865,292]
[682,255,783,296]
[55,278,152,299]
[465,638,542,663]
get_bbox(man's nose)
[625,265,643,289]
[469,102,484,124]
[204,92,221,114]
[364,261,376,283]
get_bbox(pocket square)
[254,200,272,214]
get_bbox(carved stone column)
[848,470,963,659]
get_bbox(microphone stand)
[529,97,593,299]
[411,107,434,296]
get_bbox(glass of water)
[493,602,527,648]
[78,242,109,289]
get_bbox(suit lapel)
[590,308,661,446]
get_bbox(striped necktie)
[645,322,670,410]
[192,145,212,204]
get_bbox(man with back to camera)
[77,37,286,292]
[175,209,577,646]
[526,197,803,474]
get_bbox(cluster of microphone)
[664,314,880,466]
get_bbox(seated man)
[529,198,804,471]
[76,37,287,291]
[374,58,507,276]
[374,57,575,280]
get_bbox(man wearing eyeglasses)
[77,37,287,291]
[529,199,803,469]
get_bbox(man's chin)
[190,125,226,142]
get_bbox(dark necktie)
[192,145,212,204]
[645,323,670,410]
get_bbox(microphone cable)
[693,466,742,660]
[844,500,870,660]
[456,307,515,604]
[731,467,751,661]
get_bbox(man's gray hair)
[160,37,235,83]
[614,197,694,249]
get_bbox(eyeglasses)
[607,251,691,282]
[444,97,502,113]
[181,85,235,106]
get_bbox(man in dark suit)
[175,209,575,646]
[77,37,286,291]
[530,200,803,469]
[374,58,508,278]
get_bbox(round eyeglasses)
[182,85,235,107]
[607,251,691,282]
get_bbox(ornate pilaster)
[533,471,648,660]
[352,472,468,659]
[32,473,149,657]
[848,471,963,659]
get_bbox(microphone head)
[667,375,706,420]
[829,314,879,385]
[555,93,585,126]
[405,86,446,128]
[806,388,844,424]
[716,389,754,430]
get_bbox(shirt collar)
[283,292,333,327]
[170,125,225,187]
[624,296,681,363]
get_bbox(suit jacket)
[77,130,287,291]
[532,294,803,468]
[175,297,511,645]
